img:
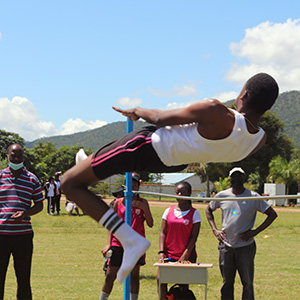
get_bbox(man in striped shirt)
[0,144,44,300]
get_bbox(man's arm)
[240,206,277,242]
[205,205,226,242]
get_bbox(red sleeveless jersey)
[111,197,146,248]
[164,205,196,260]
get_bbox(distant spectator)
[44,177,57,215]
[65,200,80,216]
[54,172,62,215]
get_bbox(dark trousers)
[53,194,61,214]
[0,233,33,300]
[219,242,256,300]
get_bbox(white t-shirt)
[47,183,55,197]
[162,207,201,224]
[209,188,270,248]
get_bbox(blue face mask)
[8,161,24,170]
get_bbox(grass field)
[3,199,300,300]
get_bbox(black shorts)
[108,246,145,267]
[91,126,187,180]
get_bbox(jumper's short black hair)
[246,73,279,114]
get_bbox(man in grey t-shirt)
[206,167,277,300]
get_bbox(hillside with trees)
[271,90,300,146]
[25,121,150,150]
[25,90,300,150]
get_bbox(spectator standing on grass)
[99,174,153,300]
[44,177,57,215]
[54,172,62,215]
[206,167,277,300]
[0,144,44,300]
[157,181,201,300]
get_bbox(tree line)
[0,130,93,185]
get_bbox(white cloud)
[117,97,143,107]
[0,32,2,40]
[227,19,300,92]
[60,118,107,135]
[213,91,238,103]
[0,96,108,141]
[165,99,198,110]
[0,97,58,141]
[148,81,200,98]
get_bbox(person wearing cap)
[61,73,279,282]
[99,174,153,300]
[205,167,277,300]
[112,185,125,199]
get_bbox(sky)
[0,1,300,141]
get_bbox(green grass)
[3,202,300,300]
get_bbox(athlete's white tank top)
[151,109,265,166]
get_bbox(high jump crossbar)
[134,190,300,202]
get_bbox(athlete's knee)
[61,157,97,196]
[61,169,80,195]
[60,173,71,196]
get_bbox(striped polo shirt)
[0,167,44,235]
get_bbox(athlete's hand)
[112,106,140,121]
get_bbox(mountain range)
[25,90,300,150]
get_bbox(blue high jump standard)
[124,118,133,300]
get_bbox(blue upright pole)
[124,118,133,300]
